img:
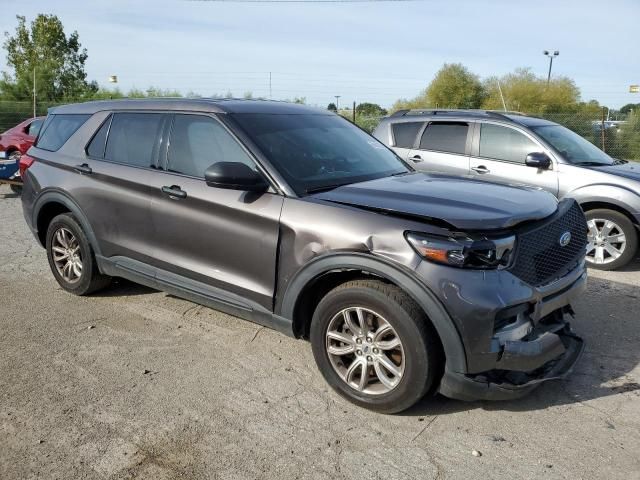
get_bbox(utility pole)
[601,106,607,152]
[32,67,36,118]
[543,50,559,85]
[269,72,272,99]
[334,95,341,111]
[352,101,356,123]
[497,80,507,111]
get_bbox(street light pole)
[335,95,341,111]
[543,50,560,85]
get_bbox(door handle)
[410,155,423,163]
[161,185,187,199]
[74,163,92,175]
[471,165,490,174]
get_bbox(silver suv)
[374,109,640,270]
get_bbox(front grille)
[508,200,587,287]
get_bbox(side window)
[105,113,165,168]
[167,114,256,178]
[27,119,44,137]
[36,114,90,151]
[391,122,423,148]
[479,124,539,163]
[419,122,469,155]
[86,115,112,158]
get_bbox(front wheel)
[9,183,22,194]
[585,209,638,270]
[310,280,442,414]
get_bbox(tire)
[585,209,638,271]
[9,184,22,194]
[310,280,442,414]
[45,213,111,295]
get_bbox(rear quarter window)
[36,114,90,151]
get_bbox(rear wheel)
[310,280,442,414]
[585,209,638,270]
[46,213,111,295]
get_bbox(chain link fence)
[3,100,639,161]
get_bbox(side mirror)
[525,152,551,170]
[204,162,268,192]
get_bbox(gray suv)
[21,99,587,412]
[374,109,640,270]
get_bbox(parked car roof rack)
[389,109,527,120]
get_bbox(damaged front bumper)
[439,315,584,401]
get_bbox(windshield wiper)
[305,182,353,194]
[573,161,611,166]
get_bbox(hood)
[587,162,640,182]
[310,173,558,230]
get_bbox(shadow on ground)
[91,262,640,416]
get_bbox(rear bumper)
[439,323,583,401]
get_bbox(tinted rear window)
[36,114,90,151]
[419,122,468,155]
[105,113,165,168]
[391,122,423,148]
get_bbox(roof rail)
[389,109,527,120]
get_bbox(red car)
[0,116,45,192]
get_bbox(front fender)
[566,184,640,221]
[278,252,467,373]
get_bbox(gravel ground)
[0,184,639,480]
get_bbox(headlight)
[406,232,515,269]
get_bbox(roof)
[383,109,558,127]
[50,98,331,116]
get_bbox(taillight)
[18,154,35,177]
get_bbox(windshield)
[231,113,409,195]
[531,124,614,165]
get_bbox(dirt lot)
[0,184,639,480]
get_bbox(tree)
[1,14,97,101]
[327,102,337,112]
[619,110,640,160]
[482,68,580,114]
[620,103,640,115]
[355,102,387,117]
[391,63,484,112]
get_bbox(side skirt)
[96,255,295,337]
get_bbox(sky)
[0,0,638,109]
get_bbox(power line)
[189,0,423,3]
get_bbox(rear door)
[407,121,472,176]
[146,112,283,309]
[470,122,559,196]
[81,111,168,263]
[389,121,424,161]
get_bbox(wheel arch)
[579,201,639,228]
[33,190,102,256]
[278,253,467,373]
[567,185,640,229]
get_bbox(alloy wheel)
[325,306,405,395]
[586,218,627,265]
[51,227,83,283]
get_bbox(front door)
[147,113,283,310]
[469,122,559,196]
